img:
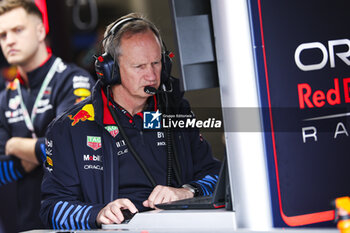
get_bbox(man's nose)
[144,65,158,81]
[5,32,16,46]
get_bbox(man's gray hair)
[103,13,163,63]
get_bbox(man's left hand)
[142,185,194,209]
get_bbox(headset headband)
[104,17,143,41]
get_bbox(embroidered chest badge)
[105,125,119,137]
[87,136,102,150]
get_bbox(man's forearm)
[5,137,39,164]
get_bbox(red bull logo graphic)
[46,156,53,166]
[68,104,94,126]
[7,79,18,91]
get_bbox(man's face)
[118,29,162,100]
[0,7,43,66]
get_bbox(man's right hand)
[21,160,38,173]
[96,198,138,226]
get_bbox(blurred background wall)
[0,0,225,159]
[49,0,226,160]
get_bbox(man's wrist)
[182,184,199,197]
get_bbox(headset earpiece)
[94,52,120,85]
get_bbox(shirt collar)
[17,52,54,89]
[101,88,157,125]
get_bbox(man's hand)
[96,198,138,226]
[21,160,38,173]
[5,137,39,164]
[142,185,194,209]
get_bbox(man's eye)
[153,61,160,65]
[0,34,6,40]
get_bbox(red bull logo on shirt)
[46,156,53,166]
[68,104,94,126]
[7,79,18,91]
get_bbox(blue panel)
[248,0,350,227]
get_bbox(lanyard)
[16,57,61,138]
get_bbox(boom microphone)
[144,86,159,95]
[144,83,173,95]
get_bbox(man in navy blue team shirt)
[40,13,221,229]
[0,0,95,231]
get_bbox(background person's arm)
[5,137,39,165]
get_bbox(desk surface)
[23,229,339,233]
[21,209,339,233]
[102,209,236,230]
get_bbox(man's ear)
[36,22,46,42]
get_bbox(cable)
[161,90,182,186]
[106,87,157,187]
[104,81,181,188]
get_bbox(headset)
[94,17,173,86]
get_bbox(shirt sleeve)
[0,99,26,185]
[187,130,222,196]
[0,96,10,156]
[0,155,25,186]
[34,137,46,165]
[40,119,103,230]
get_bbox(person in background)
[40,13,221,229]
[0,65,17,91]
[0,0,95,231]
